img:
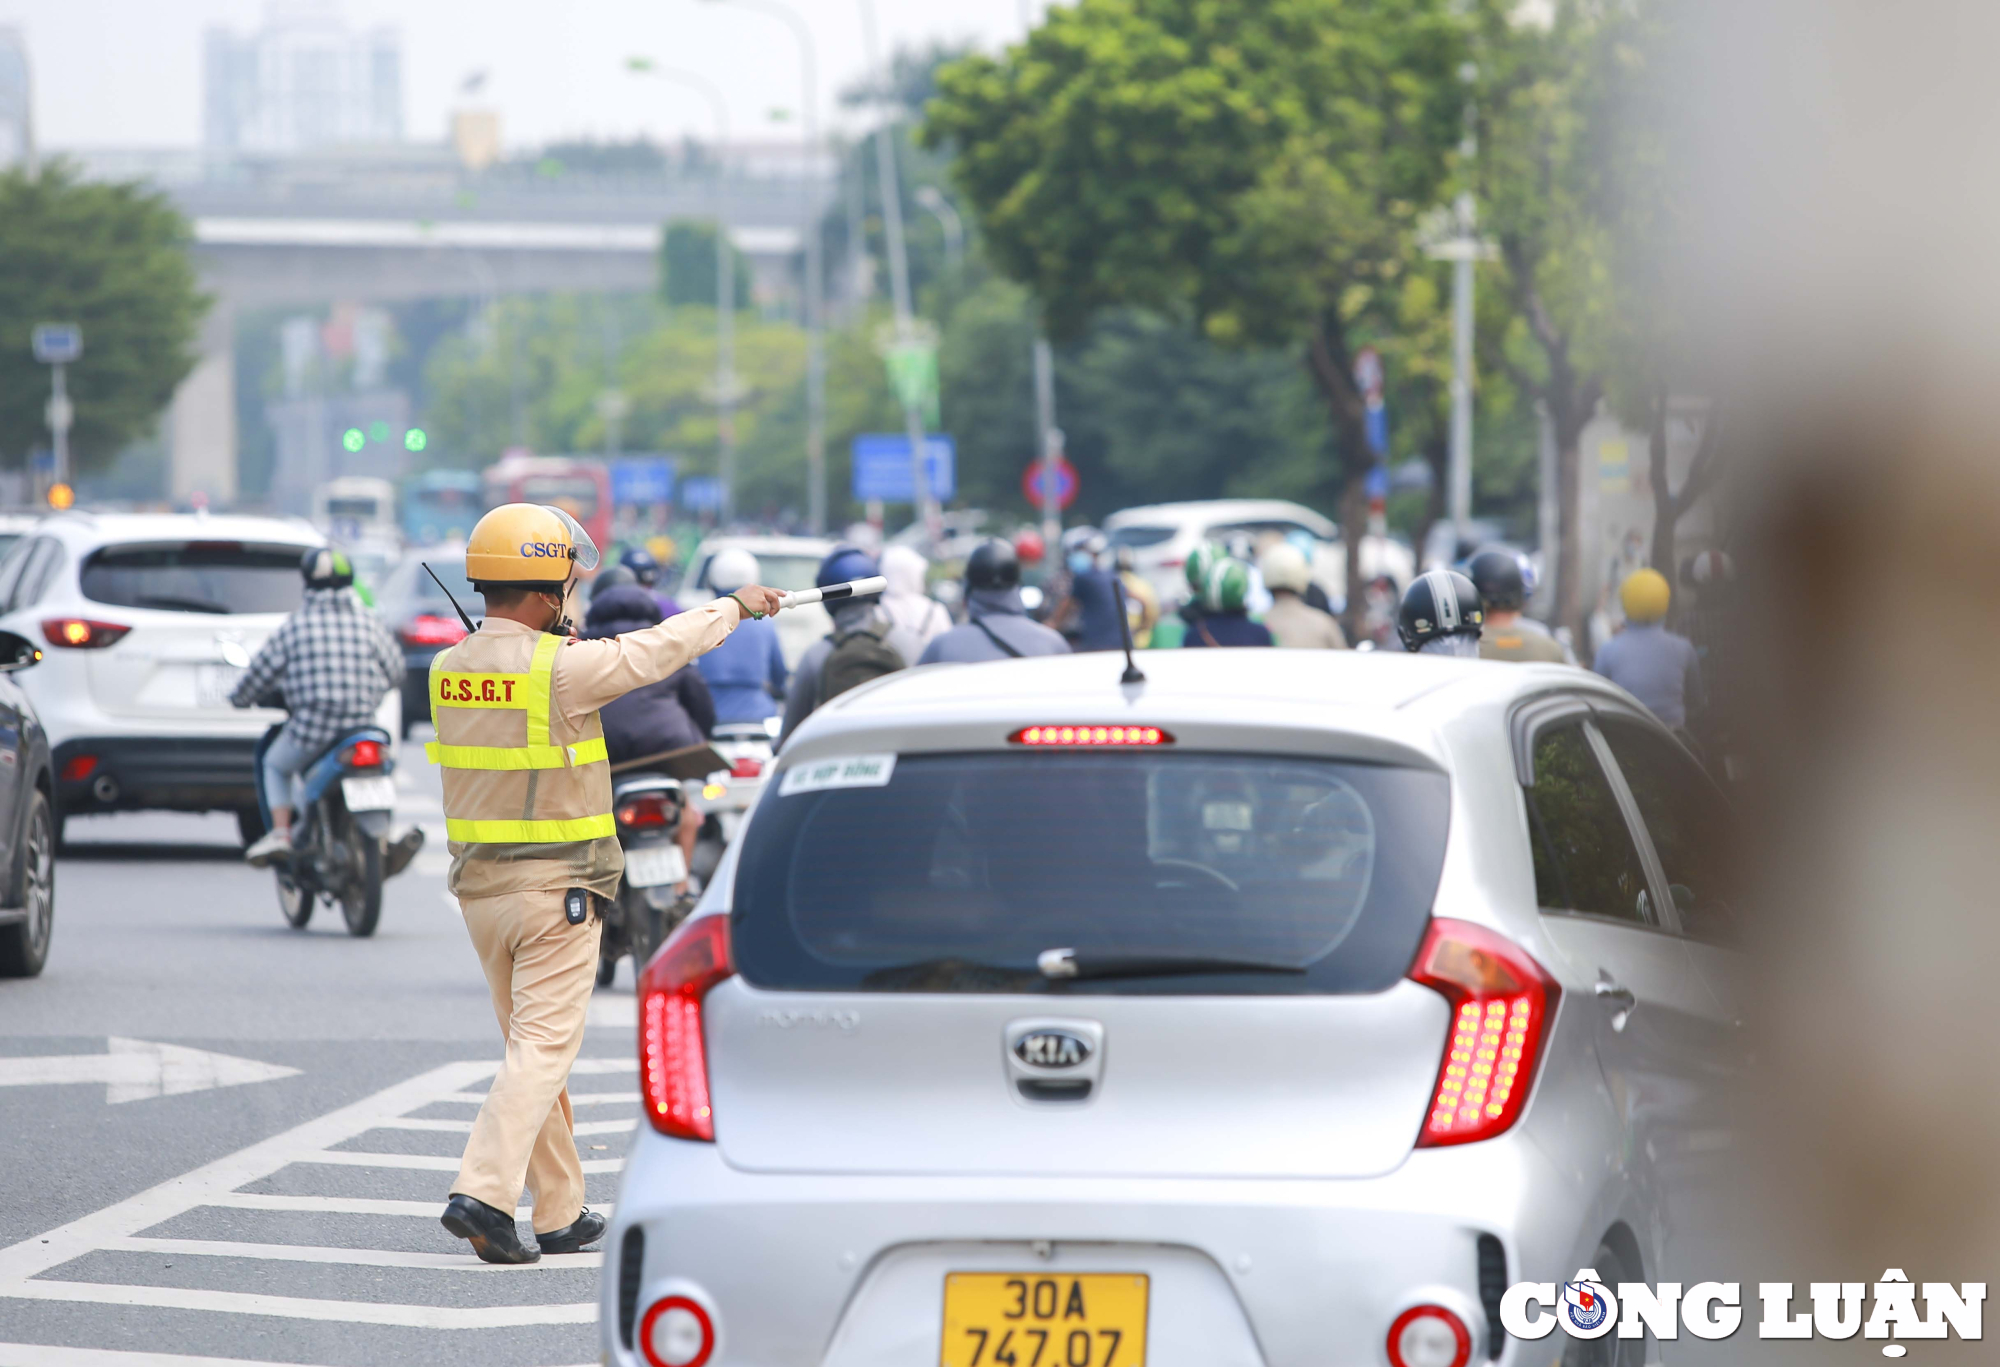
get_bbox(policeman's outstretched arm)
[552,586,785,720]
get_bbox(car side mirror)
[0,631,41,672]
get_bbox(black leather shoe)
[441,1194,540,1264]
[537,1207,607,1255]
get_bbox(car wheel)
[1562,1240,1644,1367]
[237,807,267,846]
[0,792,56,978]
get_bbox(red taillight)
[728,755,762,779]
[60,755,98,782]
[1409,918,1558,1146]
[616,793,676,828]
[1010,725,1173,747]
[1387,1304,1471,1367]
[401,613,468,647]
[42,618,130,650]
[346,740,383,768]
[639,914,733,1141]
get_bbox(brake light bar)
[728,756,763,779]
[1408,918,1559,1146]
[1010,725,1173,747]
[42,618,131,650]
[616,793,677,829]
[639,914,734,1141]
[345,740,384,769]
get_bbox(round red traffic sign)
[1022,456,1078,511]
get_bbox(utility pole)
[1448,62,1478,550]
[1034,340,1060,558]
[856,0,939,547]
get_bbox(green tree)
[0,163,207,471]
[925,0,1464,625]
[659,219,752,310]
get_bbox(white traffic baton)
[777,576,887,610]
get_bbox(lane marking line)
[431,1089,638,1105]
[104,1236,603,1272]
[0,1280,595,1328]
[203,1193,614,1219]
[295,1151,622,1175]
[373,1116,635,1136]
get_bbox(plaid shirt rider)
[229,587,403,751]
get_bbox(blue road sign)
[31,324,81,365]
[611,456,675,506]
[851,434,955,503]
[1364,401,1389,457]
[678,476,724,512]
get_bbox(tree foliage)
[925,0,1465,623]
[658,219,754,310]
[0,162,207,470]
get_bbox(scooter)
[599,772,696,985]
[691,718,777,890]
[254,722,423,938]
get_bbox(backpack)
[817,617,905,705]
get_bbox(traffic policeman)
[433,504,783,1264]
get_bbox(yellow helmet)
[1619,567,1671,623]
[465,503,601,585]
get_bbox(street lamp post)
[31,323,81,500]
[700,0,828,533]
[915,186,964,272]
[629,59,739,525]
[855,0,939,546]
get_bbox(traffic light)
[47,482,74,510]
[342,428,365,453]
[369,420,391,444]
[404,428,428,452]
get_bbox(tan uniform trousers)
[451,887,602,1232]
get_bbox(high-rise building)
[203,1,401,153]
[0,27,32,170]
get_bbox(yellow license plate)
[941,1272,1148,1367]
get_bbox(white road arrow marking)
[0,1038,300,1103]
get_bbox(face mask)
[1068,551,1094,574]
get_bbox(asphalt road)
[0,738,637,1367]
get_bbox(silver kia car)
[602,650,1742,1367]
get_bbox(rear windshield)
[1107,525,1176,550]
[81,542,307,616]
[733,752,1449,995]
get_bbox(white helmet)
[1257,541,1312,594]
[708,547,760,593]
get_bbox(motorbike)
[690,718,777,890]
[599,772,696,985]
[254,722,421,938]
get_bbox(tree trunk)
[1302,317,1377,641]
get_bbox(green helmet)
[1184,540,1226,594]
[1201,558,1250,613]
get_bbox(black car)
[0,628,58,977]
[375,548,477,737]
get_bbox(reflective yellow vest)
[426,631,615,846]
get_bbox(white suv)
[0,512,327,843]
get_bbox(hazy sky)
[8,0,1046,150]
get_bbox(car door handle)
[1595,973,1637,1030]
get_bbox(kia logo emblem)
[1014,1030,1091,1069]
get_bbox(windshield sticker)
[778,753,898,796]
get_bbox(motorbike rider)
[231,548,404,866]
[1182,558,1273,647]
[1257,541,1346,649]
[879,543,952,664]
[1593,567,1706,730]
[918,537,1071,663]
[1397,568,1486,656]
[431,503,784,1264]
[777,547,903,747]
[582,581,714,891]
[693,547,789,724]
[1468,548,1571,663]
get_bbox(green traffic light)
[404,428,428,452]
[342,428,365,453]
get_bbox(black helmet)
[964,537,1021,591]
[301,547,354,589]
[1397,569,1485,652]
[1466,548,1527,612]
[590,564,639,599]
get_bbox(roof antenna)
[423,563,478,635]
[1110,572,1146,685]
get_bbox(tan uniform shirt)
[444,599,741,901]
[1263,593,1348,649]
[1480,616,1570,663]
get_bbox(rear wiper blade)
[135,594,229,615]
[1037,947,1307,981]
